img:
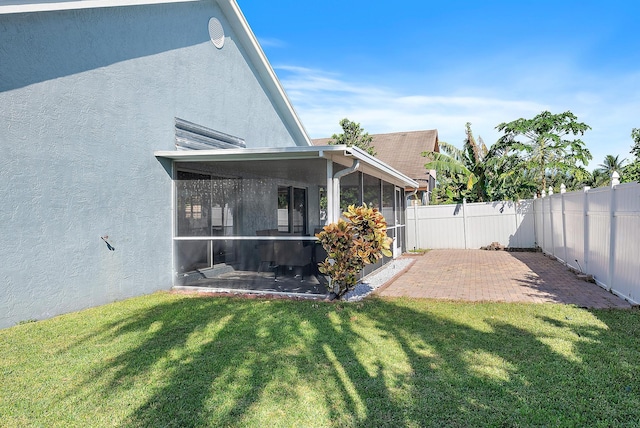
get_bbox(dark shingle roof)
[312,130,439,189]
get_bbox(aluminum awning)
[154,145,420,189]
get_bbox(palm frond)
[437,142,465,161]
[423,152,473,177]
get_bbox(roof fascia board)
[155,145,330,162]
[0,0,198,14]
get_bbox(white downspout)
[330,159,360,223]
[408,188,419,250]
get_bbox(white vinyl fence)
[406,199,536,250]
[535,182,640,305]
[406,181,640,305]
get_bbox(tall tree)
[593,154,627,186]
[496,111,592,193]
[487,151,538,201]
[632,128,640,158]
[549,166,592,191]
[623,128,640,182]
[329,118,376,156]
[423,123,493,202]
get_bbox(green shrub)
[316,204,392,298]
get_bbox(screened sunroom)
[155,145,418,297]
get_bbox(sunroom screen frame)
[155,145,418,289]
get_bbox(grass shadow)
[3,292,639,426]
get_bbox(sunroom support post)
[326,160,334,223]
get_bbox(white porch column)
[326,160,334,223]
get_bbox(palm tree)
[548,166,592,193]
[423,123,490,203]
[425,120,581,203]
[593,154,626,187]
[424,122,538,203]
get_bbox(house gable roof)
[0,0,312,147]
[313,129,439,188]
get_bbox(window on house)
[278,186,307,234]
[293,187,307,234]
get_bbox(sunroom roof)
[154,145,419,189]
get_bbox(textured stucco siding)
[0,1,301,328]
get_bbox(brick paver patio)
[377,249,633,308]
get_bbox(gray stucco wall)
[0,1,303,328]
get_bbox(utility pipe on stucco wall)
[330,159,360,223]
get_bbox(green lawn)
[1,292,639,427]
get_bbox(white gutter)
[330,159,360,223]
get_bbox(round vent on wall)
[208,17,225,49]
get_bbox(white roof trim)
[0,0,198,14]
[155,145,420,189]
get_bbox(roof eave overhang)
[155,145,419,189]
[0,0,198,14]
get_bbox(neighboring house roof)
[0,0,312,147]
[312,130,439,189]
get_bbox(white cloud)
[276,65,545,145]
[276,65,640,166]
[256,37,287,48]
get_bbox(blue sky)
[238,0,640,171]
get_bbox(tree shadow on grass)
[365,299,640,426]
[64,295,382,426]
[62,294,640,427]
